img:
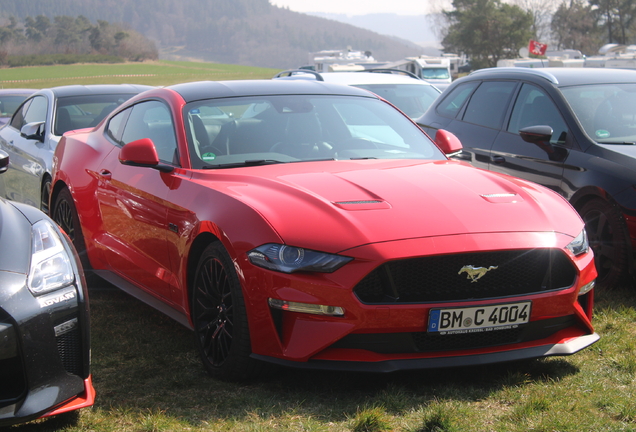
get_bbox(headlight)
[248,244,352,273]
[565,229,589,256]
[28,220,75,295]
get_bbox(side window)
[106,108,131,144]
[10,96,47,130]
[121,100,179,165]
[507,84,568,144]
[23,96,48,125]
[462,81,516,129]
[436,82,479,118]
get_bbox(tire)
[579,198,631,290]
[52,187,93,274]
[191,241,262,381]
[41,176,51,215]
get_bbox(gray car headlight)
[28,220,75,295]
[248,244,352,273]
[566,229,589,256]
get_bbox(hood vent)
[333,200,391,211]
[480,193,521,204]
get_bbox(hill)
[0,0,425,69]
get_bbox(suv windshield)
[561,83,636,143]
[184,94,444,169]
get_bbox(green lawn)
[0,60,282,88]
[6,281,636,432]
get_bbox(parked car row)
[4,67,624,424]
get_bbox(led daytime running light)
[579,280,595,296]
[269,298,345,317]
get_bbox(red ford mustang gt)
[50,80,598,380]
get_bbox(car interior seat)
[55,107,74,136]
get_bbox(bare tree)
[511,0,559,43]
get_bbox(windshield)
[184,94,445,169]
[420,68,450,80]
[352,84,440,119]
[561,83,636,144]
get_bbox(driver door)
[489,83,569,193]
[96,100,179,301]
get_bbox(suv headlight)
[28,220,75,295]
[566,229,589,256]
[248,244,352,273]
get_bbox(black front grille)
[354,249,576,304]
[56,326,83,376]
[332,316,577,354]
[413,327,523,351]
[0,311,26,405]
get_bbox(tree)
[25,15,50,42]
[589,0,636,44]
[551,0,602,54]
[511,0,558,44]
[441,0,534,69]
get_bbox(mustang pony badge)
[458,265,498,283]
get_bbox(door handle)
[491,156,505,164]
[99,170,112,179]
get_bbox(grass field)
[6,280,636,432]
[0,60,282,88]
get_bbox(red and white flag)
[528,40,548,56]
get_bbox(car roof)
[468,67,636,87]
[45,84,154,98]
[0,88,37,95]
[167,79,376,103]
[298,71,433,86]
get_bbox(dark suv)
[417,67,636,290]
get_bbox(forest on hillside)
[0,0,422,68]
[0,15,157,65]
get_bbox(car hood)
[209,159,582,253]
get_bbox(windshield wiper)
[202,159,286,169]
[597,141,636,145]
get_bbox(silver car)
[0,84,152,213]
[274,69,442,120]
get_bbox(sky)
[269,0,447,16]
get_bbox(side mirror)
[119,138,173,173]
[20,121,45,143]
[519,125,567,162]
[519,125,553,143]
[435,129,463,156]
[0,149,8,174]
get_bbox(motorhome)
[383,56,454,87]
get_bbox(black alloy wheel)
[52,187,92,273]
[41,176,51,215]
[192,241,262,381]
[580,198,630,290]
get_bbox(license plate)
[427,301,531,334]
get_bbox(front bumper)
[0,270,93,426]
[240,232,597,371]
[253,333,600,372]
